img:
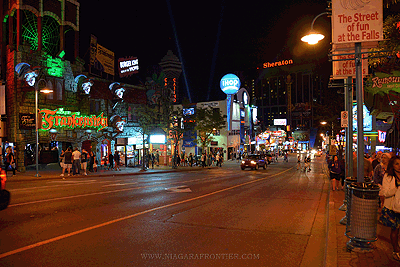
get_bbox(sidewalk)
[328,187,399,267]
[5,162,221,183]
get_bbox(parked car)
[241,154,267,170]
[0,167,10,210]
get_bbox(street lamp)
[301,12,331,45]
[35,82,53,177]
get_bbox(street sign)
[332,0,384,44]
[341,111,348,128]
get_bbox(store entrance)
[82,140,92,154]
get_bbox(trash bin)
[345,182,380,251]
[339,177,357,225]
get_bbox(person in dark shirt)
[81,149,88,176]
[62,148,73,178]
[108,152,114,170]
[114,151,121,171]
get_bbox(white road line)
[9,180,123,192]
[0,168,292,259]
[102,182,138,187]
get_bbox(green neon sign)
[46,55,64,77]
[39,108,108,132]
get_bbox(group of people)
[60,147,92,177]
[327,150,400,261]
[107,150,121,171]
[371,151,400,261]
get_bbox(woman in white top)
[380,155,400,261]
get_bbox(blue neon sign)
[220,74,240,95]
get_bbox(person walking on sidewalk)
[374,153,391,208]
[328,155,343,191]
[59,150,65,175]
[108,152,114,170]
[5,148,15,176]
[61,148,72,177]
[72,147,81,175]
[81,149,88,176]
[89,151,94,172]
[114,151,121,171]
[380,156,400,261]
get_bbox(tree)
[132,104,160,170]
[369,14,400,69]
[194,106,226,154]
[169,106,195,168]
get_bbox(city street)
[0,155,329,267]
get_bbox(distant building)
[255,61,330,149]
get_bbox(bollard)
[345,182,380,252]
[339,177,357,225]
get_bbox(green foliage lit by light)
[46,55,64,77]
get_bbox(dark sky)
[79,0,333,102]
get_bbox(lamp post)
[34,84,53,177]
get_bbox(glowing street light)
[301,12,331,45]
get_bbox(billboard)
[352,104,372,132]
[90,35,115,76]
[118,57,139,78]
[332,0,383,44]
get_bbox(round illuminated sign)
[220,74,240,95]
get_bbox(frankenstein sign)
[40,108,108,132]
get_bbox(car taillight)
[0,169,6,190]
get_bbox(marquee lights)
[40,108,108,132]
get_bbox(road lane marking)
[8,174,243,207]
[9,180,123,192]
[0,167,292,259]
[102,182,138,187]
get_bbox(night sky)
[79,0,334,103]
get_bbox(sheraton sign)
[39,108,108,132]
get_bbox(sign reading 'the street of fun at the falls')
[332,0,383,44]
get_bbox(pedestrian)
[59,149,65,175]
[81,148,88,176]
[201,153,206,168]
[156,151,160,167]
[5,148,15,176]
[114,151,121,171]
[372,151,382,170]
[352,151,374,179]
[216,153,222,167]
[176,153,181,167]
[62,147,72,177]
[108,152,114,170]
[379,156,400,261]
[151,153,155,169]
[374,153,392,208]
[72,147,81,175]
[328,155,343,191]
[189,153,193,167]
[93,160,98,172]
[89,151,95,172]
[297,155,301,170]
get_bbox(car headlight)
[241,160,245,164]
[250,160,256,164]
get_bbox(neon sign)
[378,130,386,143]
[39,108,108,132]
[263,59,293,68]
